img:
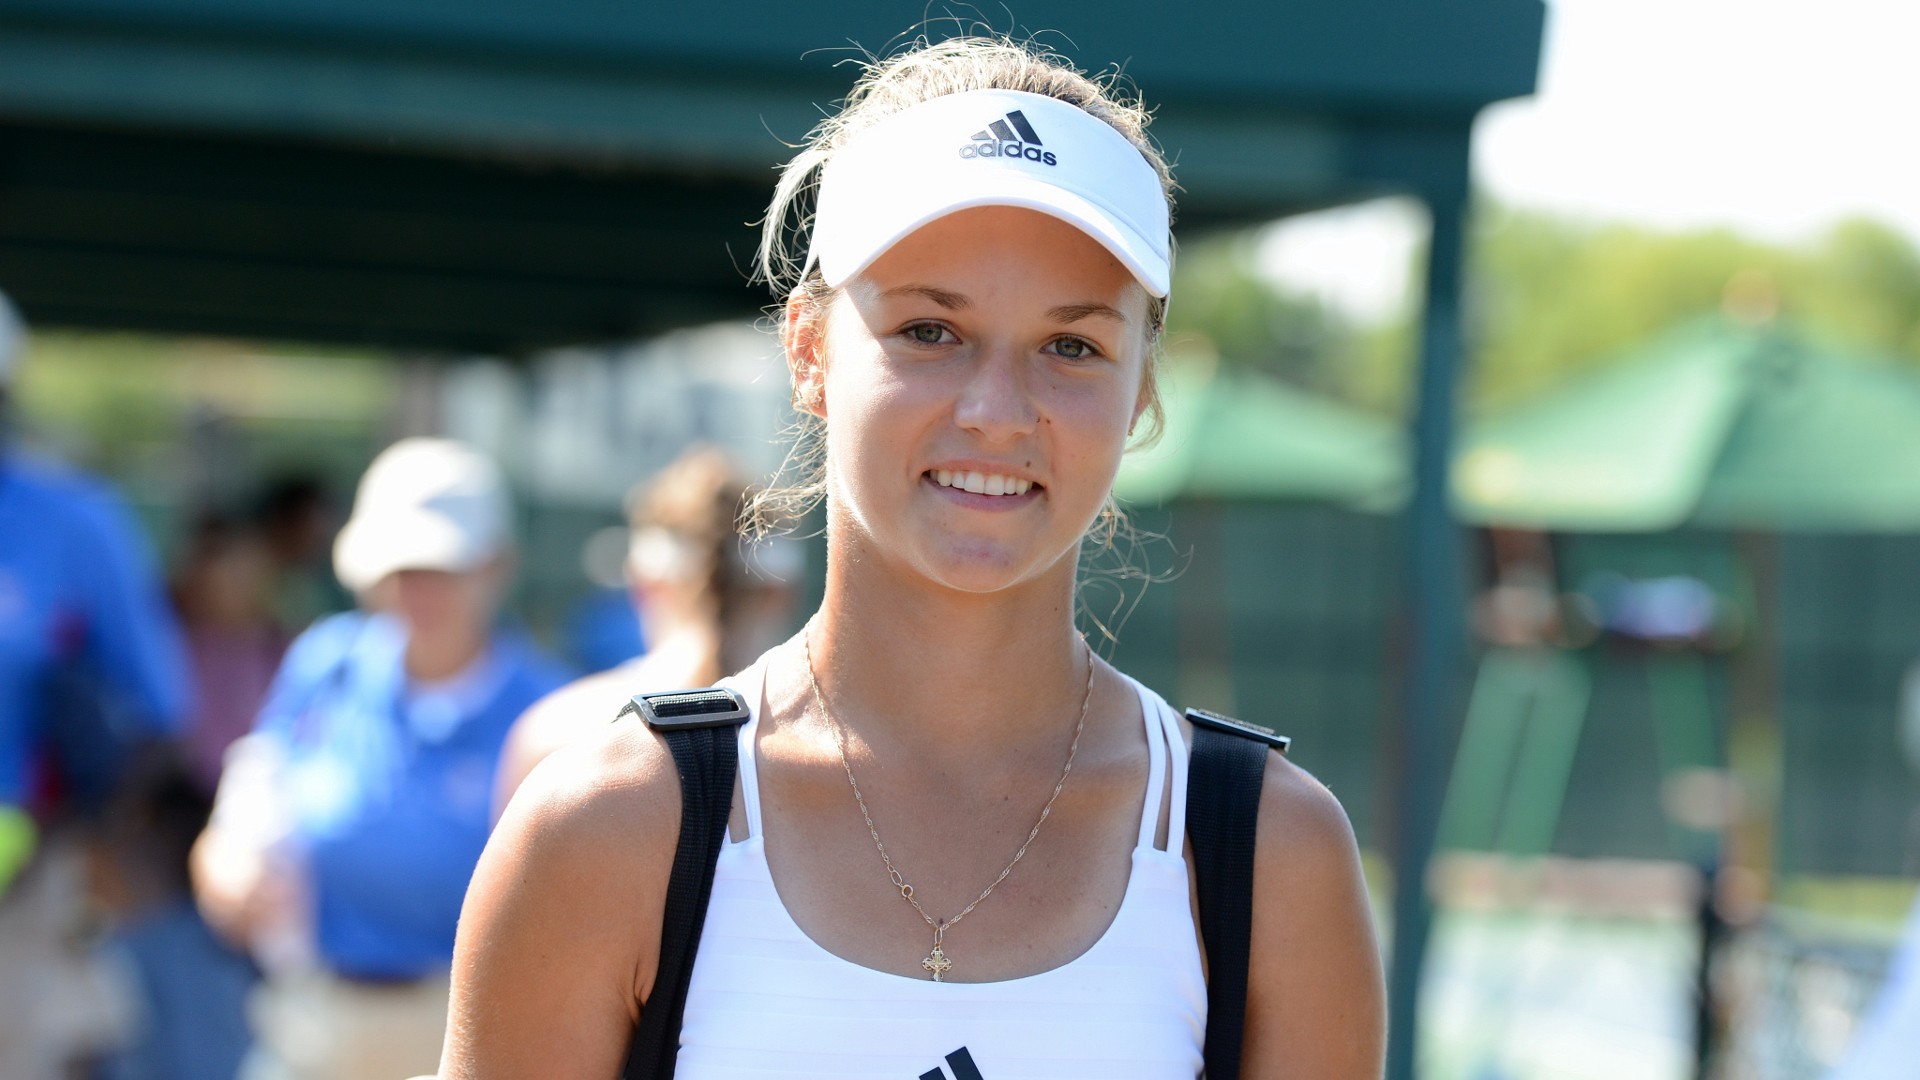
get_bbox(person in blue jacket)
[0,289,190,879]
[0,287,194,1080]
[191,437,569,1080]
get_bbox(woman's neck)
[803,550,1087,761]
[404,628,488,684]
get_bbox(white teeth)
[930,470,1034,496]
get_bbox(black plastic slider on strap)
[623,687,750,731]
[620,692,750,1080]
[1185,708,1282,1080]
[1186,706,1291,755]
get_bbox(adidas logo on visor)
[956,109,1058,166]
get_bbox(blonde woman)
[441,37,1383,1079]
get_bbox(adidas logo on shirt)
[915,1046,987,1080]
[955,110,1057,166]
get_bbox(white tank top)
[673,659,1207,1080]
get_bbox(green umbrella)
[1114,355,1406,507]
[1453,317,1920,532]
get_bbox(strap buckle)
[623,687,751,731]
[1185,707,1291,754]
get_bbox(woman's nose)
[953,346,1039,442]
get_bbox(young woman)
[490,447,797,819]
[440,37,1384,1079]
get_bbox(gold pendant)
[921,945,952,982]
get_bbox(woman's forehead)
[850,207,1147,313]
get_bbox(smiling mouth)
[929,469,1037,497]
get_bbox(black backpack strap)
[619,688,750,1080]
[1184,707,1287,1080]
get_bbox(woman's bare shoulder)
[1253,752,1362,867]
[503,716,684,881]
[1243,752,1386,1076]
[444,719,685,1078]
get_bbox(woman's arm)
[190,733,298,951]
[1241,754,1387,1077]
[440,724,683,1079]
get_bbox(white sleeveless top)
[673,659,1207,1080]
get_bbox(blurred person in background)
[492,446,799,817]
[1828,897,1920,1080]
[86,748,257,1080]
[76,512,290,1080]
[190,437,569,1080]
[1824,675,1920,1079]
[170,510,292,796]
[251,475,343,634]
[0,287,193,1079]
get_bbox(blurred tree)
[1466,204,1791,410]
[1164,203,1920,422]
[1166,233,1415,417]
[13,332,396,545]
[1166,235,1360,390]
[1792,218,1920,363]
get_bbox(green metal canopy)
[0,0,1543,352]
[1454,317,1920,532]
[1115,354,1407,507]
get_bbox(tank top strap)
[717,656,770,841]
[1132,676,1168,850]
[1156,686,1192,851]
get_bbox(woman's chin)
[907,539,1075,596]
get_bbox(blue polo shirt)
[0,452,188,807]
[254,610,569,979]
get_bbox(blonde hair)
[746,34,1176,540]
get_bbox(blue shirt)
[563,586,646,674]
[0,452,189,806]
[254,611,569,979]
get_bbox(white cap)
[0,290,25,386]
[809,89,1171,297]
[332,438,511,593]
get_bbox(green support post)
[1385,146,1473,1080]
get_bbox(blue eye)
[1048,336,1101,361]
[904,322,953,345]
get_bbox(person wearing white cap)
[0,287,195,1079]
[191,437,569,1080]
[439,36,1382,1080]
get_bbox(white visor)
[809,89,1170,298]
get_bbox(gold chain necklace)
[801,624,1094,982]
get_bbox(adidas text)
[956,141,1056,166]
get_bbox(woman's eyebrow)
[876,287,1127,326]
[882,284,970,309]
[1048,302,1130,325]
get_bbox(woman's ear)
[783,292,828,420]
[1129,364,1157,438]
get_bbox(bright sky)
[1259,0,1920,320]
